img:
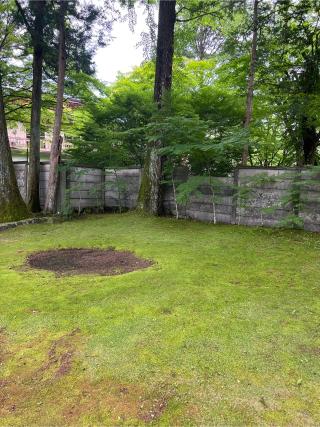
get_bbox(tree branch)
[176,11,218,23]
[43,65,58,83]
[15,0,34,38]
[0,29,10,51]
[5,102,32,117]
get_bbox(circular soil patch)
[27,248,153,276]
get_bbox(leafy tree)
[0,76,29,222]
[44,0,67,213]
[276,0,320,165]
[242,0,259,165]
[137,0,177,215]
[68,66,155,168]
[0,0,28,222]
[15,0,48,212]
[13,0,117,212]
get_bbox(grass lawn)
[0,212,320,426]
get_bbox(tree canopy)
[2,0,320,217]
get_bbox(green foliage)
[68,65,155,168]
[105,169,128,213]
[175,175,204,205]
[159,122,247,176]
[3,0,119,138]
[67,56,248,172]
[5,0,320,171]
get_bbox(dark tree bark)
[45,1,67,213]
[137,0,176,215]
[153,0,176,107]
[16,0,46,211]
[0,74,29,222]
[27,0,46,212]
[242,0,259,165]
[301,117,319,165]
[299,56,320,165]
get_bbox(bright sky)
[94,5,149,84]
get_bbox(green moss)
[136,151,151,211]
[0,197,30,223]
[0,213,320,425]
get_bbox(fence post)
[231,168,239,224]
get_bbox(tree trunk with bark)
[27,0,46,212]
[299,55,320,165]
[137,0,176,214]
[301,117,319,165]
[242,0,259,165]
[0,75,29,222]
[45,1,67,213]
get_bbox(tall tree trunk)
[137,0,176,214]
[153,0,176,107]
[242,0,259,166]
[0,75,29,222]
[45,1,67,213]
[299,55,320,165]
[301,117,319,165]
[27,0,46,212]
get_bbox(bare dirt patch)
[36,328,81,380]
[0,328,83,418]
[299,344,320,356]
[0,328,173,424]
[26,248,153,276]
[0,328,9,364]
[62,380,171,424]
[139,396,168,422]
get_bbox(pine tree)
[0,2,28,222]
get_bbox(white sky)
[94,5,149,83]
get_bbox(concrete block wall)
[14,162,27,200]
[13,162,142,213]
[299,169,320,232]
[235,168,294,228]
[13,162,320,232]
[235,168,320,231]
[163,176,234,223]
[14,161,50,209]
[67,167,105,211]
[105,168,142,210]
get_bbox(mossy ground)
[0,198,29,223]
[0,212,319,425]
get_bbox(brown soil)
[26,248,153,276]
[62,381,170,424]
[0,329,82,418]
[36,328,81,380]
[0,328,9,364]
[299,344,320,356]
[0,328,174,424]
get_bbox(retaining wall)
[13,162,320,232]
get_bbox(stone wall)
[234,168,320,232]
[13,162,320,232]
